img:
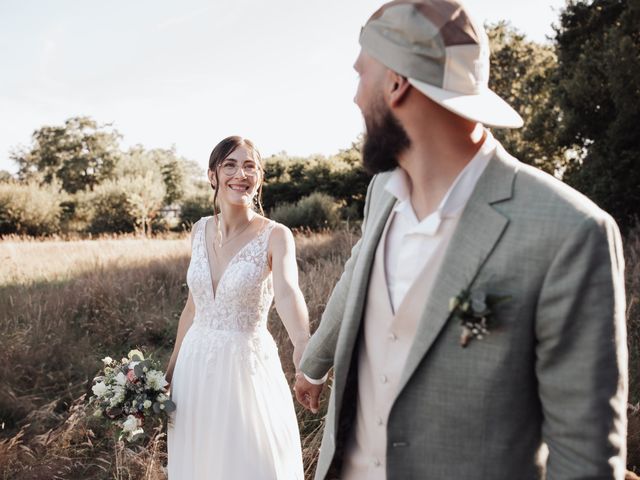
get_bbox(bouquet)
[89,348,176,441]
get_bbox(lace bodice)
[186,216,276,332]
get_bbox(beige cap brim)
[408,78,524,128]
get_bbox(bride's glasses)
[220,160,258,177]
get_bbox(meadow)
[0,225,638,479]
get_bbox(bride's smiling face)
[208,144,261,208]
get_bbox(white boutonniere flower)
[449,289,511,348]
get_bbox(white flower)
[127,427,145,441]
[157,393,167,402]
[146,370,168,391]
[143,400,152,409]
[110,385,125,407]
[115,372,127,386]
[127,349,144,361]
[92,381,109,398]
[101,356,113,365]
[122,415,139,432]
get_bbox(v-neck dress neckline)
[201,215,269,300]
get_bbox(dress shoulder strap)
[190,216,210,248]
[256,220,277,256]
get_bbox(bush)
[270,192,341,231]
[79,174,166,235]
[0,181,64,235]
[78,182,136,234]
[179,192,213,229]
[262,148,370,218]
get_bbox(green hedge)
[270,192,341,231]
[0,182,64,236]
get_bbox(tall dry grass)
[625,224,640,470]
[0,228,357,479]
[0,221,638,478]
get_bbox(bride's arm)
[165,291,195,385]
[270,224,310,372]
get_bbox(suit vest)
[341,210,459,479]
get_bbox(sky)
[0,0,567,174]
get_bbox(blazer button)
[380,375,388,384]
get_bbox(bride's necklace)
[214,214,255,249]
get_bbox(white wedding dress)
[167,217,304,479]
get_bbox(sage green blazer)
[300,146,628,480]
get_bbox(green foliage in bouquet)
[89,349,175,442]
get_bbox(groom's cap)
[359,0,523,128]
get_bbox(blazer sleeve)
[299,175,377,380]
[535,214,628,479]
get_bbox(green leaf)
[162,399,176,413]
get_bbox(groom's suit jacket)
[300,146,628,480]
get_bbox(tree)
[262,143,370,219]
[554,0,640,230]
[81,173,166,236]
[12,116,121,193]
[119,145,197,206]
[122,172,166,236]
[487,22,565,174]
[0,170,13,183]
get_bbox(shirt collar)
[384,130,497,235]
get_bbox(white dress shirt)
[384,131,496,310]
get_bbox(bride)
[165,136,308,479]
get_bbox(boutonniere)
[449,289,511,348]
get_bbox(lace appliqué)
[179,324,278,374]
[183,217,278,372]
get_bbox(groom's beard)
[362,100,411,175]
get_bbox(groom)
[295,1,628,479]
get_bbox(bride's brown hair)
[208,136,265,217]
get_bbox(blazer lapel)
[396,148,518,396]
[332,190,396,400]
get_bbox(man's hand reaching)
[294,372,324,414]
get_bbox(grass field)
[0,224,638,479]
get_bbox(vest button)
[388,332,397,341]
[380,375,388,384]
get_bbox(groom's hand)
[294,373,323,414]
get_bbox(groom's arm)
[535,214,627,479]
[298,175,377,381]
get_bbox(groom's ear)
[386,71,410,108]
